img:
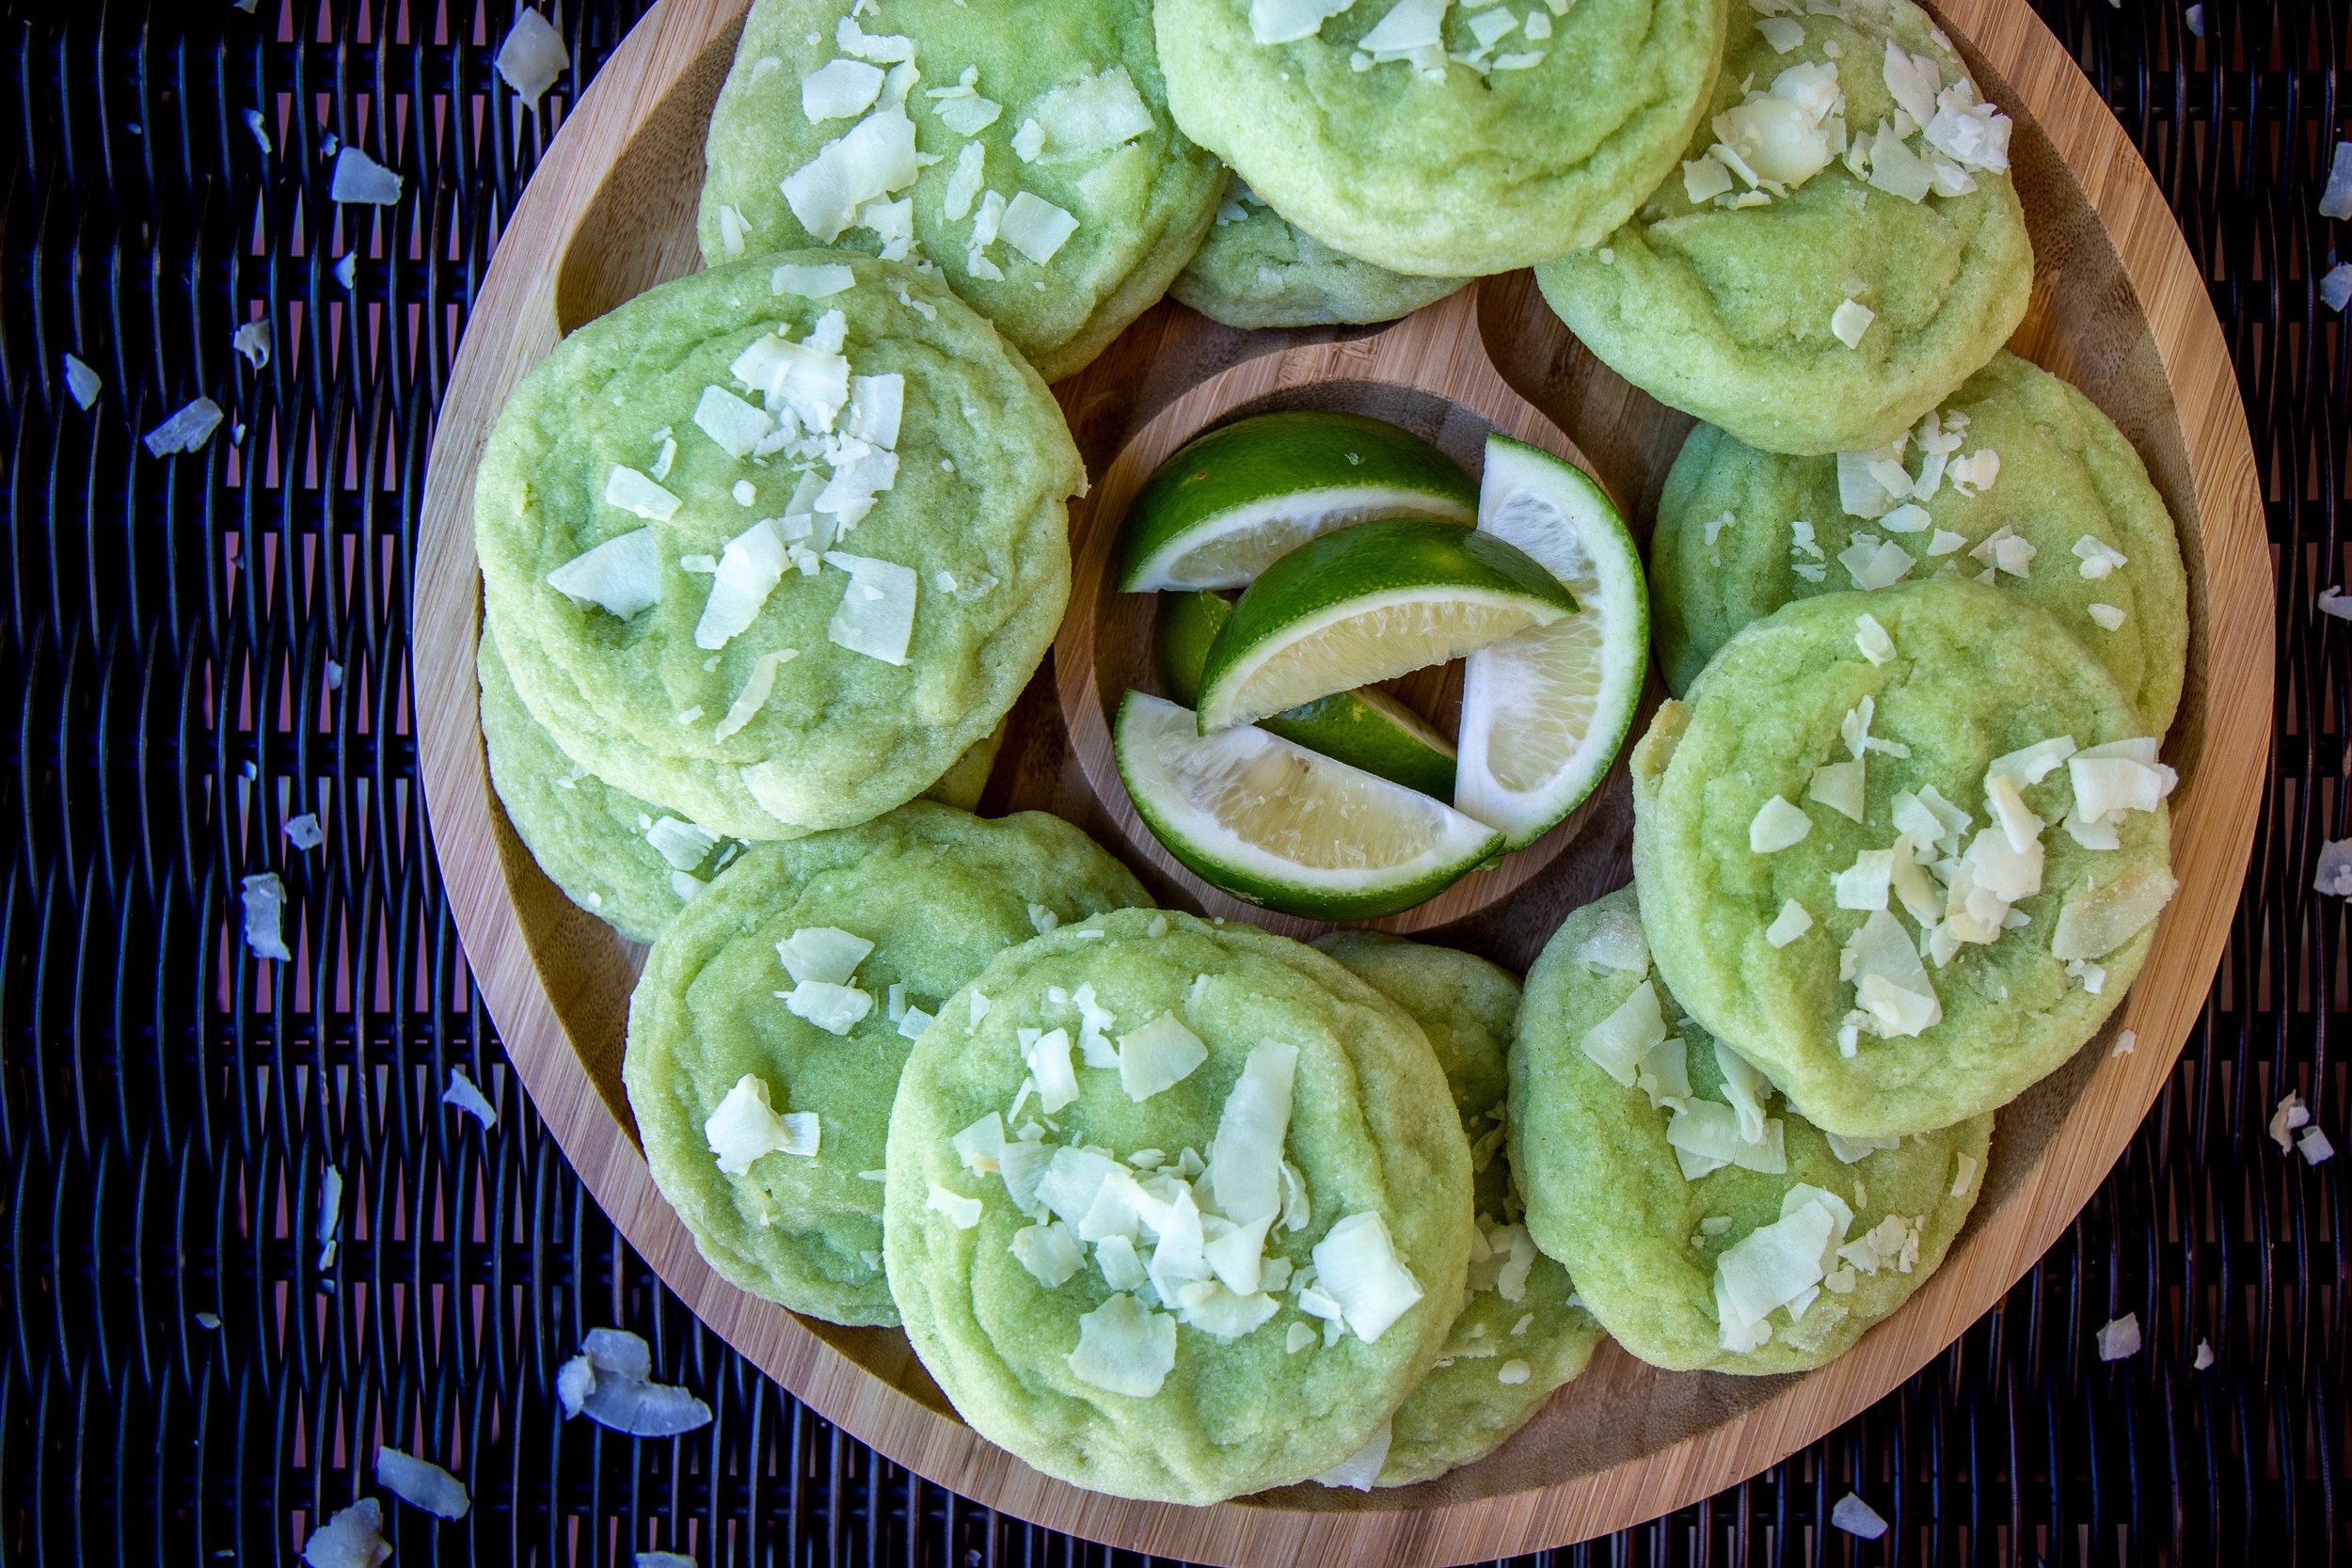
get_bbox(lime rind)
[1116,411,1476,592]
[1115,691,1501,921]
[1157,591,1457,798]
[1455,436,1649,849]
[1197,517,1578,732]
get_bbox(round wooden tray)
[413,2,2271,1560]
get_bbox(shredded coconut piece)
[495,8,570,105]
[1830,1492,1890,1540]
[144,397,226,456]
[2096,1312,2141,1360]
[1831,297,1875,348]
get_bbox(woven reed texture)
[0,0,2337,1560]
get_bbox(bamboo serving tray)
[413,1,2271,1560]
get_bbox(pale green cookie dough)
[697,0,1225,381]
[479,629,744,944]
[1314,932,1602,1488]
[1652,353,2189,732]
[1171,182,1466,329]
[475,253,1080,842]
[1154,0,1728,277]
[624,803,1150,1325]
[884,910,1471,1504]
[925,722,1005,813]
[1630,580,2176,1138]
[1535,0,2033,454]
[1510,888,1991,1372]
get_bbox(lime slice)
[1115,690,1502,920]
[1116,411,1477,592]
[1195,516,1576,733]
[1157,590,1456,799]
[1455,435,1649,849]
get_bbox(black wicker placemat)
[0,0,2338,1561]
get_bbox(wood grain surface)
[411,0,2273,1560]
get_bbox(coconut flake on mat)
[555,1330,713,1437]
[2096,1312,2141,1359]
[821,552,917,664]
[242,872,294,960]
[1831,1491,1890,1539]
[243,106,273,156]
[1831,297,1875,348]
[376,1445,469,1519]
[301,1498,389,1568]
[2300,1127,2335,1164]
[2193,1338,2214,1369]
[329,147,403,204]
[61,353,102,409]
[442,1066,497,1130]
[2270,1090,2311,1152]
[283,812,325,850]
[2320,839,2352,897]
[496,8,569,105]
[1750,794,1812,853]
[1116,1012,1208,1101]
[144,396,226,456]
[333,254,357,290]
[705,1074,819,1173]
[2323,141,2352,220]
[2325,263,2352,312]
[1314,1418,1392,1490]
[232,318,273,370]
[1067,1292,1177,1395]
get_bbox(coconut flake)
[2050,865,2175,961]
[1311,1212,1422,1343]
[772,261,857,299]
[282,812,325,851]
[301,1498,389,1568]
[782,107,919,242]
[556,1335,713,1438]
[1713,1192,1846,1351]
[376,1445,469,1519]
[1116,1012,1208,1101]
[1024,67,1154,166]
[2074,534,2129,579]
[1249,0,1358,42]
[2325,264,2352,313]
[1845,910,1941,1037]
[2269,1090,2311,1152]
[1808,758,1867,823]
[803,58,884,123]
[776,926,873,986]
[813,550,915,663]
[231,318,274,371]
[1766,899,1814,947]
[144,396,226,456]
[2084,603,2125,631]
[644,816,718,872]
[1987,736,2077,788]
[1314,1417,1392,1490]
[61,353,102,409]
[443,1066,498,1130]
[692,386,776,459]
[1750,795,1813,853]
[1207,1039,1297,1225]
[1579,979,1667,1086]
[691,520,787,651]
[732,331,851,433]
[1067,1292,1176,1396]
[330,147,403,204]
[489,10,568,106]
[928,1182,983,1229]
[2301,1127,2336,1164]
[705,1074,818,1172]
[714,648,797,742]
[2317,838,2352,895]
[2096,1312,2141,1359]
[1831,297,1875,348]
[1684,153,1737,203]
[1831,1492,1890,1540]
[996,191,1079,264]
[1010,1220,1083,1287]
[242,872,293,960]
[1854,613,1896,665]
[1839,537,1914,589]
[786,979,873,1035]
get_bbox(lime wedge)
[1195,516,1576,733]
[1116,411,1477,592]
[1157,590,1457,800]
[1115,690,1502,920]
[1455,436,1649,848]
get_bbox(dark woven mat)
[0,0,2338,1560]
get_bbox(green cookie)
[1535,0,2032,454]
[479,628,743,943]
[1630,580,2175,1138]
[624,803,1151,1325]
[1171,181,1466,329]
[1314,932,1602,1488]
[1154,0,1729,277]
[1651,353,2189,733]
[474,253,1080,842]
[1511,888,1991,1372]
[697,0,1225,381]
[884,909,1471,1503]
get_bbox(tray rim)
[410,1,2274,1560]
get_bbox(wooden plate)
[413,2,2271,1560]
